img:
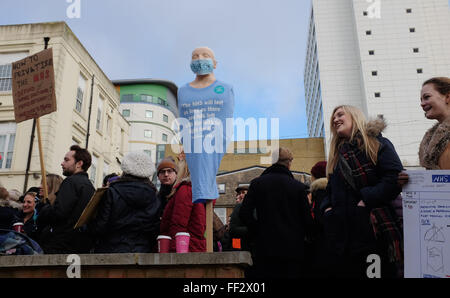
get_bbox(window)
[162,133,168,142]
[106,115,112,135]
[120,128,125,153]
[0,52,27,92]
[417,68,423,74]
[369,50,375,55]
[121,94,134,102]
[406,8,412,13]
[76,74,87,113]
[145,110,153,118]
[214,207,226,225]
[409,28,415,33]
[363,11,368,16]
[218,184,226,194]
[96,96,103,131]
[366,30,372,35]
[144,130,152,138]
[156,144,165,164]
[90,155,97,187]
[103,162,109,182]
[0,64,12,92]
[122,109,130,117]
[141,94,153,103]
[163,114,168,123]
[413,48,419,53]
[377,114,384,119]
[0,122,16,169]
[374,92,381,98]
[372,71,378,76]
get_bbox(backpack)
[0,229,43,255]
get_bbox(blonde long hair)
[45,173,63,205]
[167,159,190,199]
[327,105,380,176]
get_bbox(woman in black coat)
[88,152,163,253]
[321,105,403,278]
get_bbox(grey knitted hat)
[121,151,155,178]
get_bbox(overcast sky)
[1,0,312,141]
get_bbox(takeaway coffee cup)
[175,232,190,253]
[13,222,24,233]
[157,235,172,253]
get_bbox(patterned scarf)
[338,135,403,269]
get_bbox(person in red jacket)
[159,157,206,252]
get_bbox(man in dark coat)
[88,151,162,253]
[239,147,312,278]
[229,185,251,251]
[38,145,95,254]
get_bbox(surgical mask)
[190,59,214,75]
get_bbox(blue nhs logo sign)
[432,175,450,183]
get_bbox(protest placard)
[11,48,57,123]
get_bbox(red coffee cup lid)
[157,235,172,240]
[175,232,190,237]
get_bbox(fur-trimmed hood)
[419,116,450,169]
[366,117,387,138]
[0,198,22,210]
[309,177,328,193]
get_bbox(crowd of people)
[0,76,448,278]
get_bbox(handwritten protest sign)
[11,48,57,123]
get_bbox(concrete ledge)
[0,252,253,278]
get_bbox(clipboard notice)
[74,187,108,229]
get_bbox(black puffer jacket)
[88,176,162,253]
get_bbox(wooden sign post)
[206,200,213,252]
[12,47,57,201]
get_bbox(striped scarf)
[338,136,403,267]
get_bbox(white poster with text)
[403,170,450,278]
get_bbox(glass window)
[406,8,412,13]
[156,144,165,164]
[90,155,97,187]
[413,48,419,53]
[214,207,226,225]
[145,110,153,118]
[0,52,27,92]
[369,50,375,55]
[145,130,152,138]
[121,94,134,102]
[122,109,130,117]
[103,162,109,181]
[0,64,12,92]
[0,123,16,169]
[76,74,87,113]
[162,133,168,142]
[375,92,381,98]
[141,94,153,103]
[366,30,372,35]
[163,114,168,123]
[218,184,226,194]
[96,96,103,130]
[417,68,423,74]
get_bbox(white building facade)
[0,22,130,191]
[304,0,450,167]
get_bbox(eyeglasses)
[158,169,176,175]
